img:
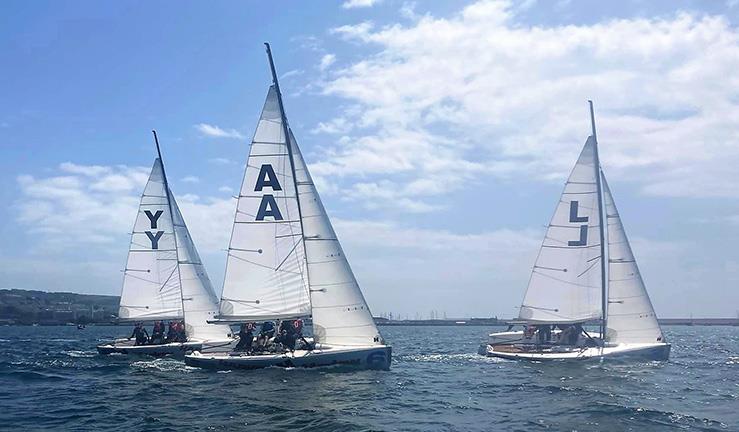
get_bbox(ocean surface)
[0,325,736,431]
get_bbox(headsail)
[217,86,311,321]
[290,129,383,346]
[518,137,604,323]
[170,197,231,340]
[602,174,664,343]
[118,159,183,321]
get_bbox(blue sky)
[2,0,738,318]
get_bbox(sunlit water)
[0,325,736,431]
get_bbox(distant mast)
[588,101,608,340]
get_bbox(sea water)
[0,325,736,431]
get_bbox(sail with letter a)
[217,86,311,321]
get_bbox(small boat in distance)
[481,102,670,361]
[97,132,233,356]
[184,44,391,370]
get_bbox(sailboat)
[97,132,233,356]
[184,44,391,370]
[481,102,670,361]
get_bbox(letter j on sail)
[568,201,588,246]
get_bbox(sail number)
[567,201,588,247]
[255,164,284,221]
[144,210,164,249]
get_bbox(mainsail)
[518,136,604,323]
[170,197,231,340]
[290,129,383,346]
[217,86,311,321]
[602,174,664,343]
[118,159,183,321]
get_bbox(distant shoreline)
[2,289,737,327]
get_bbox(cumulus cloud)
[195,123,245,139]
[342,0,382,9]
[319,54,337,71]
[319,0,739,205]
[14,163,234,256]
[181,175,200,184]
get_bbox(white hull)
[97,338,233,357]
[482,342,670,361]
[185,344,392,371]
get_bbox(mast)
[152,130,187,330]
[264,42,312,308]
[588,101,608,342]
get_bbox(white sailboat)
[97,132,233,356]
[482,102,670,361]
[184,44,391,370]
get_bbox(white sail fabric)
[218,86,311,320]
[170,197,231,341]
[290,130,383,346]
[602,174,664,343]
[118,159,183,321]
[518,136,604,323]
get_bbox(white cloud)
[342,0,382,9]
[15,164,151,249]
[194,123,245,139]
[320,0,739,203]
[319,53,336,71]
[14,163,233,256]
[332,218,541,316]
[208,157,235,165]
[218,185,234,194]
[181,175,200,184]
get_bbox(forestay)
[170,197,231,341]
[518,137,604,323]
[118,159,183,321]
[218,86,311,321]
[602,174,664,343]
[290,130,384,346]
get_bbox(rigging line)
[576,257,601,278]
[274,238,302,272]
[531,269,602,288]
[227,253,301,275]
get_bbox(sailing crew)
[129,322,149,346]
[256,321,276,349]
[165,321,177,343]
[235,323,255,352]
[175,320,187,342]
[276,320,300,351]
[150,320,165,345]
[536,325,552,345]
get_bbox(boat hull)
[96,338,233,358]
[482,342,671,361]
[185,344,392,371]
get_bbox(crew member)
[234,323,255,352]
[129,322,149,346]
